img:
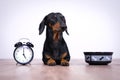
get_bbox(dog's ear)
[39,16,47,35]
[64,18,69,35]
[62,15,69,35]
[65,29,69,35]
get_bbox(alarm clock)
[13,38,34,65]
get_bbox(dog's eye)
[50,19,56,25]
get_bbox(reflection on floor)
[0,59,120,80]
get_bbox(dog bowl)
[84,52,113,65]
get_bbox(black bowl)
[84,52,113,65]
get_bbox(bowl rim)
[84,52,113,55]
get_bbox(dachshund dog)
[39,12,70,66]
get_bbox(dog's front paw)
[47,59,56,66]
[61,59,69,66]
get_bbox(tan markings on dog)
[47,58,56,65]
[53,22,60,41]
[49,22,60,31]
[45,54,56,65]
[45,54,51,59]
[53,32,59,41]
[49,22,61,41]
[61,58,69,66]
[61,52,67,59]
[52,22,60,31]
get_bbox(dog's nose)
[61,23,67,31]
[60,23,67,31]
[61,26,67,31]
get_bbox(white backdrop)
[0,0,120,59]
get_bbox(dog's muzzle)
[61,26,67,32]
[56,14,67,32]
[53,25,67,33]
[60,22,67,32]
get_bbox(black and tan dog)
[39,12,70,66]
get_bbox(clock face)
[13,46,34,65]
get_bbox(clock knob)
[26,42,34,47]
[14,42,22,47]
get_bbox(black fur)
[39,12,70,66]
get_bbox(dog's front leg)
[45,54,56,66]
[61,53,69,66]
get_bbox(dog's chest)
[53,32,60,41]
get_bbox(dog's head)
[39,12,69,35]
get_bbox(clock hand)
[23,48,26,59]
[23,53,26,59]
